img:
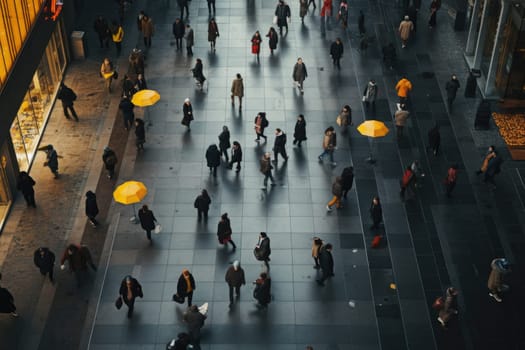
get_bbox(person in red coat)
[251,31,262,61]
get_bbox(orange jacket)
[395,78,412,98]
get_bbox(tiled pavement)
[1,0,525,349]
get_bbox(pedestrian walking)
[445,74,460,112]
[217,213,237,249]
[338,0,349,29]
[138,204,158,242]
[251,31,262,61]
[166,333,191,350]
[60,244,97,287]
[253,272,272,309]
[207,0,216,15]
[488,258,510,302]
[137,10,145,31]
[33,247,55,283]
[316,243,334,286]
[140,14,154,48]
[326,176,343,211]
[395,76,412,104]
[184,24,194,56]
[308,0,316,10]
[94,15,111,48]
[363,79,378,110]
[85,191,100,227]
[111,21,124,56]
[266,27,279,55]
[260,152,276,187]
[358,10,366,35]
[341,166,354,199]
[437,287,459,329]
[400,166,416,200]
[254,232,271,268]
[17,171,36,207]
[122,75,136,99]
[394,104,410,139]
[135,118,146,150]
[39,144,59,179]
[330,37,344,69]
[318,127,337,166]
[225,260,245,307]
[173,18,185,50]
[229,74,244,111]
[484,151,503,188]
[134,73,147,91]
[182,98,194,130]
[118,275,143,318]
[102,146,118,179]
[218,126,231,162]
[254,112,269,142]
[370,196,383,229]
[228,141,243,172]
[476,145,496,175]
[57,83,79,121]
[194,189,211,221]
[444,164,458,198]
[398,15,414,48]
[183,305,206,345]
[119,95,135,130]
[206,144,221,176]
[0,283,18,317]
[208,18,219,51]
[336,105,352,133]
[273,128,289,163]
[191,58,206,90]
[320,0,333,24]
[299,0,308,23]
[100,57,115,93]
[292,57,308,94]
[293,114,307,147]
[129,48,145,75]
[175,269,196,306]
[275,0,291,35]
[428,124,441,156]
[428,0,439,28]
[177,0,190,19]
[311,237,323,269]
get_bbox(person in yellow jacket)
[111,21,124,56]
[395,76,412,104]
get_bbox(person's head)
[348,166,354,172]
[125,275,132,285]
[306,346,314,350]
[335,176,342,183]
[297,114,304,121]
[221,213,228,220]
[260,272,268,279]
[488,145,495,152]
[260,231,267,239]
[143,15,149,21]
[86,190,95,198]
[335,37,341,44]
[233,260,240,270]
[297,57,303,64]
[370,79,376,84]
[39,247,46,257]
[175,17,180,23]
[404,15,409,20]
[233,141,240,148]
[104,146,111,153]
[202,189,209,197]
[264,152,271,159]
[275,128,282,134]
[47,144,54,151]
[138,74,144,80]
[324,243,333,251]
[189,304,198,312]
[223,125,229,132]
[142,204,149,211]
[343,105,351,112]
[182,269,190,277]
[451,74,457,80]
[255,30,260,36]
[67,244,78,255]
[236,73,242,79]
[104,57,111,64]
[210,17,216,23]
[279,0,284,4]
[373,196,380,205]
[447,287,458,296]
[135,118,143,126]
[400,103,407,110]
[184,97,191,104]
[196,58,202,64]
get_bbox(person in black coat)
[194,189,211,220]
[85,191,100,227]
[134,74,147,91]
[183,305,206,344]
[0,284,18,317]
[218,126,231,162]
[94,15,111,48]
[177,0,190,19]
[217,213,236,249]
[225,260,245,306]
[17,171,36,207]
[206,144,221,176]
[57,83,79,121]
[275,0,291,35]
[122,75,136,99]
[293,114,307,147]
[341,166,354,199]
[228,141,243,172]
[119,95,135,130]
[134,118,146,150]
[176,269,196,306]
[428,123,440,156]
[182,98,193,131]
[138,205,157,241]
[316,243,334,286]
[191,58,206,90]
[330,38,344,69]
[445,74,461,112]
[119,275,143,318]
[173,18,186,50]
[39,144,59,178]
[370,196,383,229]
[102,146,118,179]
[266,27,279,55]
[255,232,271,268]
[33,247,55,282]
[273,128,288,163]
[253,272,271,308]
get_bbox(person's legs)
[187,291,193,306]
[234,285,240,296]
[318,149,328,160]
[228,239,236,249]
[146,229,152,240]
[280,148,288,160]
[263,173,269,186]
[213,166,217,177]
[198,209,202,220]
[126,298,135,318]
[48,266,54,282]
[62,103,70,118]
[229,285,234,304]
[69,105,79,121]
[313,256,320,268]
[328,150,334,163]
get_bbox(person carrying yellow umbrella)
[357,120,390,164]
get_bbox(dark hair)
[142,204,149,210]
[221,213,228,220]
[325,243,333,250]
[260,232,267,238]
[298,114,304,120]
[202,189,209,197]
[260,272,268,279]
[236,73,242,79]
[276,128,282,132]
[233,141,240,147]
[373,196,380,203]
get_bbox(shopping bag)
[273,16,278,25]
[198,302,209,316]
[172,294,185,304]
[154,224,162,234]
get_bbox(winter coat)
[323,132,336,150]
[184,27,194,47]
[129,50,145,75]
[294,120,307,141]
[57,85,76,106]
[331,179,343,197]
[208,21,219,42]
[225,266,246,287]
[119,277,144,302]
[138,208,156,230]
[275,3,291,26]
[330,41,344,59]
[135,120,146,142]
[318,246,334,274]
[446,78,460,99]
[217,218,232,243]
[0,288,16,313]
[102,149,118,170]
[274,132,287,152]
[321,0,332,17]
[60,245,94,272]
[251,35,262,54]
[338,108,351,126]
[312,238,323,258]
[135,77,147,91]
[293,63,308,83]
[266,30,278,50]
[173,20,185,39]
[119,98,135,119]
[141,18,154,38]
[300,0,308,17]
[488,258,509,291]
[218,130,231,151]
[260,156,273,174]
[231,145,243,162]
[398,19,413,41]
[192,61,206,83]
[206,145,221,167]
[363,82,378,103]
[46,149,58,170]
[370,202,383,224]
[85,191,99,217]
[253,277,271,304]
[17,173,35,195]
[182,103,193,125]
[33,248,55,274]
[194,194,211,211]
[256,237,271,259]
[183,307,206,332]
[231,78,244,97]
[94,17,110,38]
[395,78,412,98]
[177,273,196,297]
[254,114,268,134]
[395,110,410,126]
[341,167,354,191]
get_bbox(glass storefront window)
[9,25,66,171]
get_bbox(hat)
[184,98,190,103]
[233,260,240,269]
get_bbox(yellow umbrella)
[131,89,160,107]
[357,120,390,164]
[113,181,148,222]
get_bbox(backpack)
[262,117,269,128]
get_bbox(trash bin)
[70,31,87,60]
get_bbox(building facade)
[465,0,525,98]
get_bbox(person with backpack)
[316,243,334,286]
[102,146,118,179]
[444,164,458,198]
[254,112,269,142]
[57,83,79,121]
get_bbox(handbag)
[432,296,444,310]
[115,296,123,310]
[362,95,367,102]
[273,16,278,25]
[172,294,185,304]
[154,224,162,234]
